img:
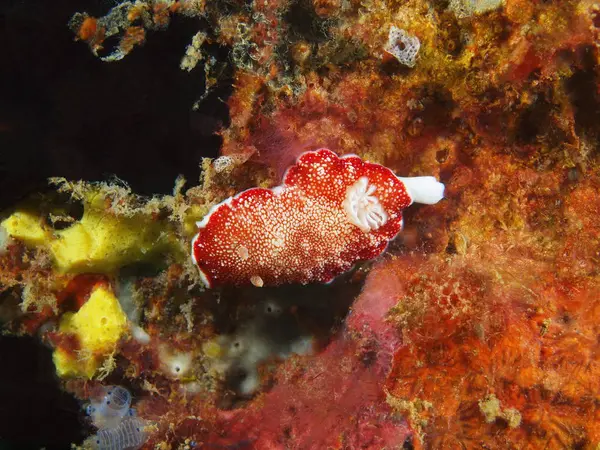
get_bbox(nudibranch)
[192,149,444,287]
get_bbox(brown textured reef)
[1,0,600,448]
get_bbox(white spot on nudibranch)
[343,177,388,233]
[272,237,284,248]
[237,245,249,260]
[250,275,264,287]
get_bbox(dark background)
[0,1,231,447]
[0,336,88,449]
[0,0,232,211]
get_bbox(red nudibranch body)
[191,149,444,287]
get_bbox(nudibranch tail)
[397,176,445,205]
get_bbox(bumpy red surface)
[192,149,411,287]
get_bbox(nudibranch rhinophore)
[191,149,444,287]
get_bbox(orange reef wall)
[1,0,600,448]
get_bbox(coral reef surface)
[1,0,600,448]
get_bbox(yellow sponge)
[53,285,128,378]
[1,211,49,246]
[53,347,98,379]
[2,191,178,273]
[49,206,164,273]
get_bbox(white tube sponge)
[398,176,445,205]
[384,27,420,68]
